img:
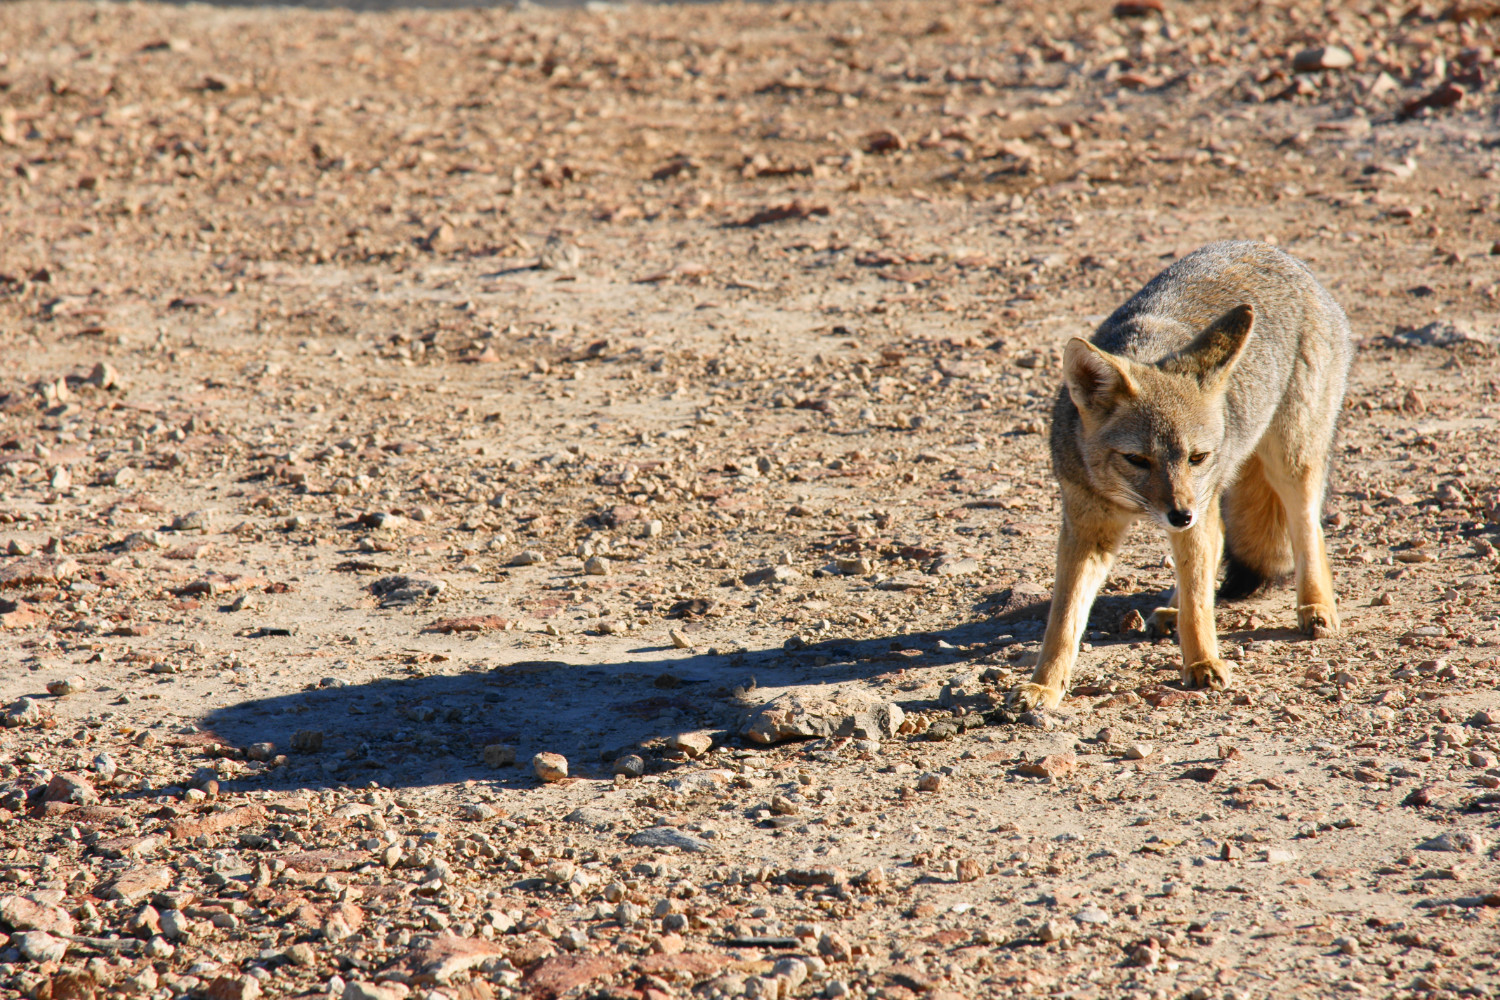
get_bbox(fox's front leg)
[1010,514,1127,710]
[1168,509,1233,691]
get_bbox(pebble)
[1125,743,1154,760]
[916,772,944,792]
[482,744,517,767]
[44,772,100,806]
[1419,831,1487,854]
[171,509,216,532]
[583,556,610,576]
[612,754,646,778]
[1292,45,1354,72]
[14,930,69,964]
[511,550,546,566]
[532,752,569,782]
[1018,753,1078,780]
[669,629,692,649]
[1038,919,1068,942]
[45,675,87,696]
[667,731,714,758]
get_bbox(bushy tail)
[1219,454,1293,599]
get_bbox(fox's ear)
[1063,338,1137,416]
[1172,304,1254,389]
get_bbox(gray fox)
[1011,242,1354,710]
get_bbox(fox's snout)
[1166,507,1195,529]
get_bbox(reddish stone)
[525,954,625,1000]
[167,805,265,842]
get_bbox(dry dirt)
[1,1,1499,998]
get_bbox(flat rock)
[743,691,905,744]
[44,772,100,806]
[743,565,803,586]
[407,934,506,984]
[100,866,172,902]
[368,575,446,606]
[168,805,266,842]
[0,894,76,936]
[14,930,68,963]
[625,826,715,853]
[525,953,625,999]
[1392,319,1494,348]
[1018,753,1079,780]
[1419,831,1488,854]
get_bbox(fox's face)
[1064,305,1254,532]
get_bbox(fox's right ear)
[1064,338,1137,417]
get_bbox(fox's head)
[1063,304,1255,532]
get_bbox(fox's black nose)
[1167,508,1194,529]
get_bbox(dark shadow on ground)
[194,578,1277,796]
[194,577,1317,796]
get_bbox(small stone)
[1419,831,1487,854]
[511,550,546,566]
[625,827,715,853]
[4,697,47,727]
[955,857,982,883]
[341,983,409,1000]
[817,931,851,962]
[932,555,980,577]
[1220,842,1244,861]
[291,730,323,752]
[244,742,275,762]
[1018,753,1078,780]
[44,772,100,806]
[482,744,517,767]
[612,754,646,778]
[532,752,569,782]
[669,629,692,649]
[583,556,610,576]
[89,361,122,389]
[1263,848,1297,864]
[743,691,905,744]
[1335,936,1361,956]
[204,974,261,1000]
[14,930,69,963]
[1293,45,1355,72]
[917,772,944,792]
[368,575,445,606]
[1073,906,1111,925]
[170,509,215,533]
[0,895,76,936]
[46,675,87,696]
[1038,919,1068,942]
[1125,743,1154,761]
[667,731,713,758]
[743,564,803,586]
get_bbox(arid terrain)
[1,0,1498,998]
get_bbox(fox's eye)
[1188,452,1209,466]
[1122,453,1151,469]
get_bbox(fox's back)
[1092,241,1351,437]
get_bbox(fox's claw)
[1146,606,1178,638]
[1008,682,1063,711]
[1298,603,1340,639]
[1182,658,1234,691]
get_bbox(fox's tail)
[1219,453,1294,599]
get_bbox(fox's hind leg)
[1261,447,1339,638]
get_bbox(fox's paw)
[1182,658,1234,692]
[1008,682,1064,712]
[1297,603,1340,639]
[1146,606,1178,638]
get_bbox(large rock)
[743,691,905,744]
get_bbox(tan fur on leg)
[1010,515,1128,710]
[1168,510,1233,690]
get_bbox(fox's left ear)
[1171,304,1254,389]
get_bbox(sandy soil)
[1,1,1498,998]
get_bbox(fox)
[1010,241,1354,711]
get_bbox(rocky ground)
[1,0,1499,998]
